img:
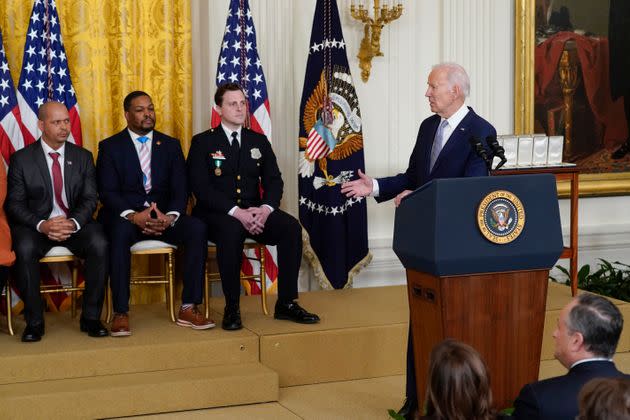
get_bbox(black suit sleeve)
[96,140,131,216]
[69,149,98,227]
[512,383,540,420]
[259,138,283,209]
[166,139,188,214]
[187,133,235,214]
[5,152,41,229]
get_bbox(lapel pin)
[156,141,161,145]
[66,161,72,165]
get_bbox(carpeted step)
[0,362,278,419]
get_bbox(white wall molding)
[192,1,630,291]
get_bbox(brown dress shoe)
[176,305,215,330]
[111,313,131,337]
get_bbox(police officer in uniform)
[187,83,319,330]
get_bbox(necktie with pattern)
[430,119,449,171]
[137,136,151,193]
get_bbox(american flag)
[12,0,83,312]
[17,0,82,146]
[0,29,26,165]
[212,0,278,294]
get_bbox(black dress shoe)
[80,318,109,337]
[222,304,242,330]
[612,140,630,159]
[274,301,320,324]
[397,398,419,420]
[22,322,45,342]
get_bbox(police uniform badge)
[477,190,525,244]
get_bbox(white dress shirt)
[120,129,180,223]
[37,141,80,232]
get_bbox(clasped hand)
[40,216,76,242]
[133,203,174,236]
[233,206,271,235]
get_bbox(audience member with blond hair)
[422,339,499,420]
[577,377,630,420]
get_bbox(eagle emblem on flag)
[299,68,364,188]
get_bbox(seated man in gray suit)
[513,293,629,420]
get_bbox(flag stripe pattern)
[1,0,84,313]
[212,0,278,294]
[0,29,26,165]
[306,127,331,160]
[17,0,82,146]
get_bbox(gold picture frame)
[514,0,630,196]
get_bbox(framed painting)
[515,0,630,196]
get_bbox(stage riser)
[261,324,407,387]
[0,303,260,385]
[0,284,628,418]
[0,363,278,419]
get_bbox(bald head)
[38,101,68,121]
[37,101,71,150]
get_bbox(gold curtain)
[0,0,192,305]
[0,0,192,153]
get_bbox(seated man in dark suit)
[513,293,629,420]
[187,83,319,331]
[96,91,214,336]
[6,101,108,342]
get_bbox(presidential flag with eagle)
[298,0,371,290]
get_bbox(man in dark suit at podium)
[341,62,496,418]
[187,83,319,331]
[97,91,214,336]
[6,101,109,342]
[513,293,629,420]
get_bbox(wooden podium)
[393,175,564,409]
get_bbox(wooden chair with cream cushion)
[105,240,177,323]
[205,238,269,317]
[5,246,82,336]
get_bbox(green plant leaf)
[387,409,405,420]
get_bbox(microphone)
[486,135,507,170]
[468,136,491,170]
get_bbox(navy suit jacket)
[6,140,97,230]
[376,107,495,202]
[513,360,629,420]
[96,129,188,225]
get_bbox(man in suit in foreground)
[187,83,319,331]
[97,91,214,336]
[513,293,629,420]
[6,101,109,342]
[341,62,496,419]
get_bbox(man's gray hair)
[432,62,470,98]
[567,293,623,358]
